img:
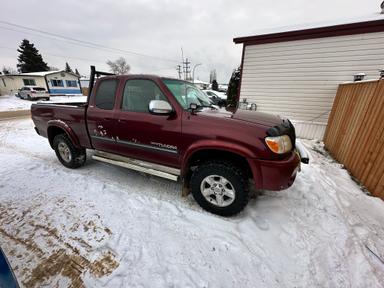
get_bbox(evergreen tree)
[75,68,81,76]
[65,62,73,73]
[17,39,49,72]
[212,79,219,91]
[226,66,241,108]
[209,70,217,83]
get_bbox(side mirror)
[149,100,173,115]
[189,103,198,111]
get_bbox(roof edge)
[233,19,384,45]
[0,70,80,77]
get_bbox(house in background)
[234,13,384,139]
[0,70,82,96]
[193,79,210,89]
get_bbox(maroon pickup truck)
[31,66,304,216]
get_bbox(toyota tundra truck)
[31,66,306,216]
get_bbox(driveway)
[0,119,383,287]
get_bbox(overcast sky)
[0,0,382,82]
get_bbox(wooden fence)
[81,87,89,96]
[324,79,384,199]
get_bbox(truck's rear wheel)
[190,160,250,216]
[53,134,86,169]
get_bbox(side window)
[51,80,64,87]
[66,80,78,87]
[23,79,36,86]
[122,79,168,112]
[95,79,117,110]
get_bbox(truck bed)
[31,102,92,149]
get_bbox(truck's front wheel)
[190,160,250,216]
[53,134,86,169]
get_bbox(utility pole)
[181,47,185,80]
[176,65,182,79]
[192,63,202,82]
[183,58,191,81]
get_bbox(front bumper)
[250,152,301,191]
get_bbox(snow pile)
[0,119,383,287]
[0,95,87,112]
[45,95,87,104]
[0,95,32,112]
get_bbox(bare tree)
[48,66,60,71]
[106,57,130,75]
[2,66,17,74]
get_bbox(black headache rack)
[87,65,115,102]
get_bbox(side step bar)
[92,150,180,181]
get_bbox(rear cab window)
[95,79,118,110]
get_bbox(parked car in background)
[218,84,228,93]
[19,86,50,101]
[203,89,227,107]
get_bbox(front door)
[113,79,182,168]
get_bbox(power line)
[0,25,165,64]
[0,46,175,73]
[0,45,104,64]
[0,20,179,63]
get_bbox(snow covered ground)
[0,95,86,112]
[0,118,384,288]
[0,95,32,112]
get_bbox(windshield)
[162,79,212,109]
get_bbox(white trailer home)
[0,70,81,96]
[234,14,384,139]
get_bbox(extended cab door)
[87,77,119,153]
[113,78,182,168]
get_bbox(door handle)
[103,117,113,121]
[118,119,128,123]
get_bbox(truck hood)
[199,108,283,127]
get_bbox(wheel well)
[185,149,252,180]
[47,126,66,148]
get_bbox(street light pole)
[192,63,202,83]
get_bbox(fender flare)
[47,119,81,148]
[181,140,257,176]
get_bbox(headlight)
[265,135,292,154]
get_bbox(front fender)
[181,139,257,175]
[47,119,81,148]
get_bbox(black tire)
[190,160,250,216]
[53,134,86,169]
[27,94,32,100]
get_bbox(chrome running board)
[92,150,180,181]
